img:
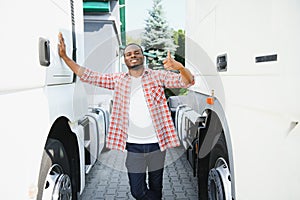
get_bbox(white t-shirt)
[127,76,158,144]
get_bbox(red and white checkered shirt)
[80,68,194,151]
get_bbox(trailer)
[170,0,300,199]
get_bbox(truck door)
[44,0,75,85]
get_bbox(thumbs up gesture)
[163,51,184,71]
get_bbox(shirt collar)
[125,68,151,77]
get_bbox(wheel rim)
[208,158,232,200]
[42,164,72,200]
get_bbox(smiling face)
[123,44,144,69]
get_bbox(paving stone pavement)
[79,146,198,200]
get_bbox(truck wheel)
[208,134,232,200]
[37,138,74,200]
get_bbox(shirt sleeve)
[80,68,116,90]
[161,70,195,88]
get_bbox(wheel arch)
[45,116,81,194]
[197,107,235,199]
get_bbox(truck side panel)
[186,0,300,199]
[0,0,87,199]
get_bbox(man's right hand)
[57,32,85,77]
[58,32,67,59]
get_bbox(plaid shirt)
[80,68,194,151]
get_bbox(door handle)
[39,37,50,66]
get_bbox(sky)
[125,0,186,32]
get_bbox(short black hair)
[123,43,144,55]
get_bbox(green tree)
[173,29,185,65]
[141,0,177,70]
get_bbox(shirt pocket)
[150,85,165,105]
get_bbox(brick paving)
[79,146,198,200]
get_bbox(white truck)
[0,0,112,199]
[169,0,300,199]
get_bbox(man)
[58,33,194,199]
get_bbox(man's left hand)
[163,51,184,71]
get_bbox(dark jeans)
[125,143,166,200]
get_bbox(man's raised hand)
[58,32,67,59]
[163,50,183,71]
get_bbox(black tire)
[37,138,76,200]
[209,133,228,169]
[207,133,229,200]
[197,151,210,200]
